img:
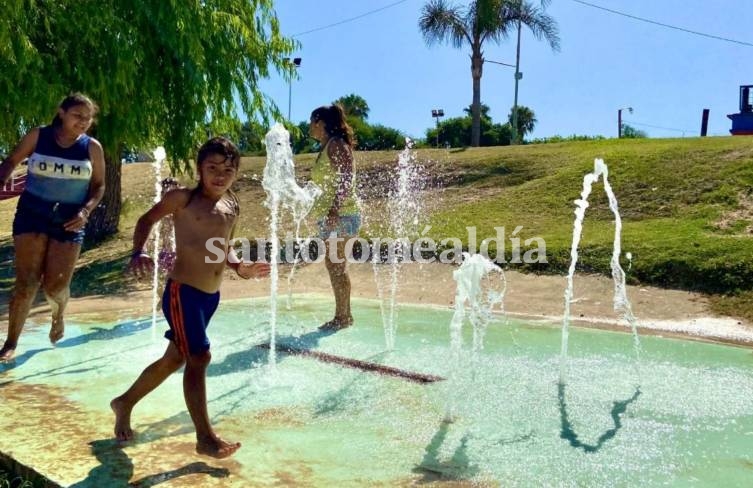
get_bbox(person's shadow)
[558,381,641,453]
[412,420,480,483]
[0,318,152,380]
[207,328,336,378]
[68,439,230,487]
[67,439,133,487]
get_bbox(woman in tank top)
[0,93,106,361]
[308,104,361,330]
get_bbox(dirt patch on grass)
[713,190,753,235]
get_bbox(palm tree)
[419,0,559,146]
[508,104,536,141]
[463,102,492,120]
[333,93,370,120]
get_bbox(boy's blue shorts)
[12,191,86,244]
[162,278,220,356]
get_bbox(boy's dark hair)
[310,104,355,147]
[194,137,241,214]
[197,137,241,169]
[51,92,99,127]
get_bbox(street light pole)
[511,17,523,145]
[286,57,302,120]
[431,109,444,148]
[617,106,633,138]
[486,59,516,142]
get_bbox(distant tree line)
[231,95,542,154]
[423,103,538,148]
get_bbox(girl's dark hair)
[310,104,355,147]
[51,92,99,127]
[193,137,241,213]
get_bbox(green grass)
[1,135,752,321]
[422,138,753,294]
[0,469,34,488]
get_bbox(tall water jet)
[373,139,424,350]
[262,124,322,367]
[150,146,167,338]
[559,158,641,383]
[446,253,506,420]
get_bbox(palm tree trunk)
[470,53,483,147]
[84,149,121,245]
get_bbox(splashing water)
[373,139,423,350]
[559,158,641,383]
[262,124,322,368]
[446,252,507,420]
[150,146,167,338]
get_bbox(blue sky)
[258,0,750,140]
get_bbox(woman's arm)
[63,138,107,231]
[82,139,106,214]
[0,128,39,185]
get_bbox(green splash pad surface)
[1,294,752,486]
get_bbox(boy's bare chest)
[174,203,236,242]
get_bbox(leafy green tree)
[426,110,511,147]
[238,120,267,155]
[346,116,406,151]
[427,116,471,147]
[621,124,648,139]
[359,124,406,150]
[508,105,536,142]
[292,121,319,154]
[334,94,371,120]
[482,122,513,146]
[0,0,296,241]
[419,0,559,147]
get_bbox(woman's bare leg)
[41,239,81,344]
[320,237,353,330]
[0,233,48,361]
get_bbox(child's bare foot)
[318,316,353,331]
[49,317,64,345]
[111,397,134,441]
[196,436,241,459]
[0,342,15,362]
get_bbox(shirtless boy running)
[111,137,269,458]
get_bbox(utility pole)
[511,17,523,145]
[618,107,632,138]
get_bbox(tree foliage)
[0,0,297,240]
[349,118,406,151]
[508,105,537,142]
[333,94,371,120]
[426,106,511,147]
[621,124,648,139]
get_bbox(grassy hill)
[1,135,752,320]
